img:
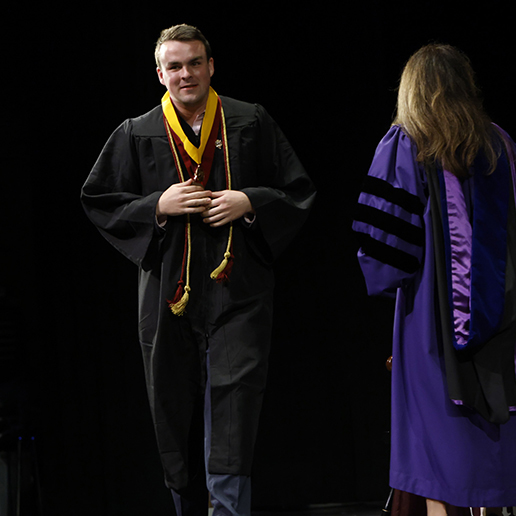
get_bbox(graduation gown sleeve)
[235,103,317,262]
[81,117,165,268]
[352,125,427,297]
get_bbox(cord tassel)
[210,251,233,282]
[210,221,233,282]
[169,285,191,316]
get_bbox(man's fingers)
[187,190,212,199]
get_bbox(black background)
[2,2,516,515]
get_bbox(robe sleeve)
[80,119,164,268]
[352,125,427,297]
[240,105,316,261]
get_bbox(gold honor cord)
[210,104,233,280]
[164,121,192,315]
[161,87,219,165]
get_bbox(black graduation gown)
[81,96,316,490]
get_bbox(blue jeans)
[171,350,251,516]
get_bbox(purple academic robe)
[353,125,516,507]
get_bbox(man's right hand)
[156,179,212,224]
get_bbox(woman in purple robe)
[353,44,516,515]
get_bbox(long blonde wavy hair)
[394,44,499,177]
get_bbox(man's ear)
[157,67,165,86]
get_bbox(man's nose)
[181,65,192,79]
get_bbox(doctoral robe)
[353,125,516,507]
[81,96,316,490]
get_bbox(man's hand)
[156,179,212,223]
[201,190,254,227]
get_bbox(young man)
[81,24,315,516]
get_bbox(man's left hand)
[202,190,254,227]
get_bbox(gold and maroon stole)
[161,87,233,315]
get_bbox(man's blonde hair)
[155,24,212,68]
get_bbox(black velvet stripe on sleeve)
[362,176,425,215]
[354,204,424,247]
[354,232,421,273]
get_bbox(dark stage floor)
[253,503,386,516]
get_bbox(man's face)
[157,39,214,113]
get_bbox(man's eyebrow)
[165,55,204,67]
